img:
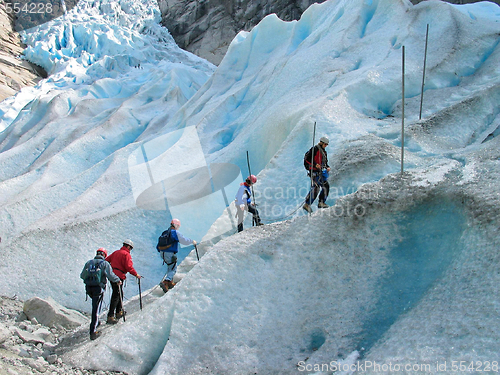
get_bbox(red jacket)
[304,145,329,172]
[106,246,138,280]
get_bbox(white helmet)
[320,136,329,145]
[123,239,134,248]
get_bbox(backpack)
[82,259,104,287]
[304,146,314,170]
[157,228,176,252]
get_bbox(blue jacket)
[158,228,193,254]
[235,183,252,206]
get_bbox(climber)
[105,239,141,324]
[303,136,331,213]
[235,174,263,232]
[80,248,121,340]
[157,219,197,292]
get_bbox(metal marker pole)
[419,24,429,120]
[401,46,405,175]
[308,122,317,212]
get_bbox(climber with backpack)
[235,174,263,232]
[80,248,121,340]
[303,136,331,213]
[157,219,197,293]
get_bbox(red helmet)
[171,218,181,230]
[96,248,107,258]
[247,175,257,184]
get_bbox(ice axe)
[194,243,200,261]
[118,283,126,322]
[137,276,144,310]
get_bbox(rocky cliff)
[158,0,500,65]
[0,7,45,103]
[158,0,324,65]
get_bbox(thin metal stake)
[308,122,317,212]
[419,24,429,120]
[401,46,405,175]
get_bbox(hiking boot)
[318,202,329,208]
[302,203,312,213]
[159,280,169,293]
[90,331,101,340]
[256,221,264,226]
[115,310,126,319]
[107,316,118,325]
[165,280,176,289]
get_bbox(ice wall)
[1,0,500,371]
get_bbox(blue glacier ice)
[0,0,499,373]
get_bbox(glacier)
[0,0,499,373]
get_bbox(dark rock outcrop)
[158,0,500,65]
[0,7,45,103]
[158,0,325,65]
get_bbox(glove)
[239,204,246,211]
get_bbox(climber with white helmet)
[105,239,141,324]
[157,218,197,292]
[235,174,263,232]
[303,136,331,213]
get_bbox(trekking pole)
[118,284,126,322]
[138,277,143,311]
[98,292,104,323]
[194,243,200,261]
[246,150,257,226]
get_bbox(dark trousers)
[237,204,261,232]
[86,285,103,335]
[108,281,123,317]
[306,174,330,205]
